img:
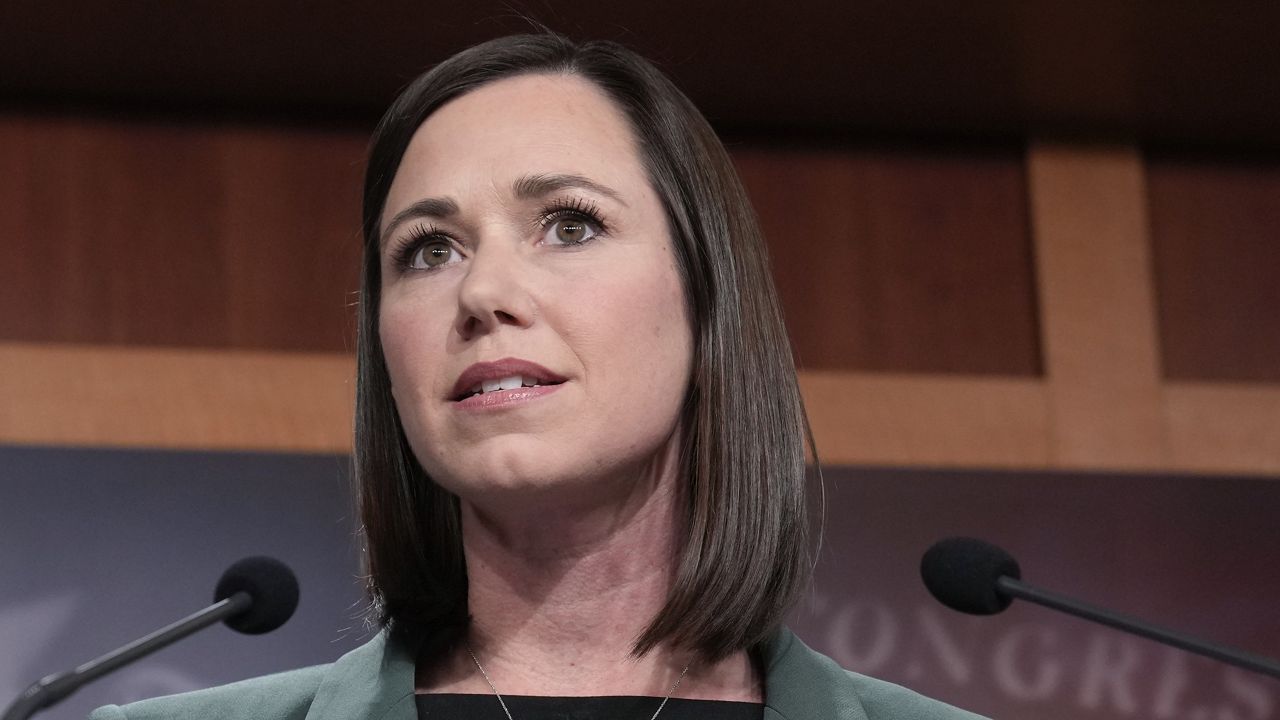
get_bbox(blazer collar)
[761,627,868,720]
[305,630,418,720]
[304,626,866,720]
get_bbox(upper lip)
[449,358,568,400]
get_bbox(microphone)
[2,556,300,720]
[921,537,1280,680]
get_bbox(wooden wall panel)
[3,112,1278,474]
[1165,383,1280,473]
[0,342,354,452]
[5,119,1042,375]
[799,371,1050,468]
[1147,155,1280,383]
[1,115,229,345]
[216,127,365,351]
[734,147,1041,376]
[0,114,364,352]
[1028,145,1167,468]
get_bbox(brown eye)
[547,217,596,246]
[411,241,458,269]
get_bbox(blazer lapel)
[762,628,870,720]
[305,631,420,720]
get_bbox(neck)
[415,443,762,702]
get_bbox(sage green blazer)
[89,628,986,720]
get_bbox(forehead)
[383,73,646,219]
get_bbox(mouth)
[452,374,566,401]
[449,359,568,402]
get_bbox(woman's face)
[378,73,694,510]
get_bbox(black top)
[416,694,764,719]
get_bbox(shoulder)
[89,630,421,720]
[88,665,328,720]
[761,629,988,720]
[834,673,986,720]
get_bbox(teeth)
[468,375,547,397]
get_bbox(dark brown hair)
[355,33,817,661]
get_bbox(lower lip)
[453,383,564,410]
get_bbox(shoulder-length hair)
[355,32,816,662]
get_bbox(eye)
[409,239,461,269]
[539,198,608,247]
[392,223,462,272]
[544,216,598,246]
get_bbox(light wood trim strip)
[1027,144,1168,468]
[799,371,1051,468]
[1,342,1053,467]
[0,342,354,452]
[4,342,1276,475]
[1164,383,1280,475]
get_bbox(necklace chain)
[466,646,690,720]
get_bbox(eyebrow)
[511,173,628,207]
[379,173,627,249]
[380,197,460,248]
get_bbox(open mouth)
[453,375,566,401]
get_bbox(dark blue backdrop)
[0,446,367,720]
[3,445,1277,719]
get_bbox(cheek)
[378,307,414,391]
[379,291,449,407]
[564,254,692,386]
[639,255,692,349]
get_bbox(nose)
[454,244,535,340]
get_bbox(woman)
[92,33,983,720]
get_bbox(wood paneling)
[0,114,365,351]
[1028,144,1167,468]
[4,118,1041,375]
[3,115,1278,476]
[0,342,354,452]
[0,115,228,345]
[0,339,1052,466]
[1165,383,1280,473]
[216,126,366,351]
[735,147,1041,376]
[799,372,1050,468]
[4,342,1278,475]
[1148,156,1280,383]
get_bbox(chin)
[448,457,654,517]
[436,440,584,497]
[421,425,677,510]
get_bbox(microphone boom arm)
[997,576,1280,680]
[1,592,252,720]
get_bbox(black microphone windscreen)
[213,556,300,634]
[921,537,1021,615]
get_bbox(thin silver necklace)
[466,646,690,720]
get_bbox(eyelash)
[390,222,449,273]
[390,197,610,273]
[540,196,608,238]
